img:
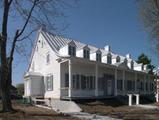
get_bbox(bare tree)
[139,0,159,53]
[0,0,77,112]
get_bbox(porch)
[59,57,154,100]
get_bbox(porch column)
[134,94,139,105]
[127,94,132,106]
[135,72,137,93]
[122,70,125,92]
[144,75,146,93]
[114,69,117,96]
[95,64,98,97]
[68,60,72,98]
[156,93,159,102]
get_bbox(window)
[107,55,112,64]
[65,73,69,87]
[69,46,76,56]
[46,75,53,91]
[76,74,80,89]
[116,57,120,63]
[117,79,122,90]
[41,41,44,48]
[96,53,101,62]
[98,77,104,90]
[73,75,76,89]
[46,53,50,64]
[84,49,90,59]
[127,80,133,91]
[81,75,86,89]
[131,61,134,69]
[146,82,148,91]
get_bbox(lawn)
[77,99,159,120]
[0,101,79,120]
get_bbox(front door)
[107,80,112,95]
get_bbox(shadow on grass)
[75,97,126,107]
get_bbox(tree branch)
[8,0,13,6]
[8,30,19,66]
[17,0,38,38]
[1,0,9,42]
[17,28,37,42]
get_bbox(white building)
[24,28,155,100]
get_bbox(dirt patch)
[77,99,159,120]
[0,101,79,120]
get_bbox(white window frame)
[46,75,53,91]
[46,52,50,64]
[68,45,76,56]
[83,49,90,59]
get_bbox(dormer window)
[69,46,76,56]
[131,61,134,69]
[107,54,112,64]
[116,56,120,63]
[84,49,90,59]
[96,53,101,62]
[124,58,127,65]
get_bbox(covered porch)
[60,57,155,100]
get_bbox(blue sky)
[12,0,159,85]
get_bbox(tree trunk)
[0,41,12,112]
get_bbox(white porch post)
[128,94,132,106]
[156,93,159,102]
[68,60,72,98]
[144,75,146,93]
[122,70,125,93]
[134,94,139,105]
[95,64,98,97]
[114,69,117,96]
[135,72,137,93]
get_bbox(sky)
[12,0,159,85]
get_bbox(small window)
[65,73,69,87]
[96,53,101,62]
[81,75,86,89]
[46,75,53,91]
[68,46,76,56]
[84,49,90,59]
[107,55,112,64]
[117,79,122,90]
[116,57,120,63]
[46,53,50,64]
[41,41,44,48]
[131,61,134,69]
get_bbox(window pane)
[46,75,53,91]
[76,74,80,89]
[73,75,76,89]
[81,75,86,89]
[46,54,50,64]
[65,73,69,87]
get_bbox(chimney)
[104,45,110,52]
[126,54,131,59]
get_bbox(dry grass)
[0,101,79,120]
[77,99,159,120]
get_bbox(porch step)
[48,99,82,113]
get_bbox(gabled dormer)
[127,60,134,69]
[134,62,144,71]
[59,40,76,56]
[90,49,102,62]
[102,52,112,64]
[76,45,90,59]
[112,55,120,64]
